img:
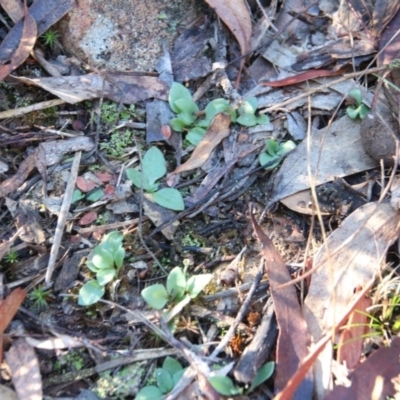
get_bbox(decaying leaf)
[324,338,400,400]
[76,176,96,193]
[250,212,313,399]
[0,6,36,80]
[267,115,377,209]
[5,338,42,400]
[0,137,94,198]
[303,202,400,398]
[204,0,251,58]
[79,211,97,226]
[0,288,26,362]
[14,72,169,104]
[337,292,371,370]
[143,194,179,240]
[0,0,23,23]
[274,280,375,400]
[15,206,46,244]
[172,113,231,174]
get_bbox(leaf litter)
[1,0,400,399]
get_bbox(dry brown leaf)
[324,337,400,400]
[14,73,169,104]
[79,211,97,226]
[5,338,42,400]
[0,288,26,336]
[0,0,24,23]
[337,293,371,370]
[0,137,94,198]
[76,176,96,193]
[303,202,400,398]
[15,205,46,244]
[204,0,251,57]
[267,115,377,209]
[0,288,26,363]
[0,6,36,80]
[143,195,179,240]
[172,113,231,174]
[372,1,400,39]
[275,280,374,400]
[250,212,313,399]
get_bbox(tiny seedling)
[259,138,296,170]
[41,29,60,49]
[346,88,370,120]
[168,82,269,146]
[136,356,185,400]
[208,361,275,396]
[126,147,184,211]
[78,231,125,306]
[141,266,212,311]
[4,250,18,264]
[236,97,269,127]
[29,286,50,309]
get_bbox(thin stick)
[210,258,264,358]
[45,151,81,284]
[259,66,388,114]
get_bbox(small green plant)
[141,266,212,311]
[41,29,60,49]
[208,361,275,396]
[78,232,125,306]
[136,356,185,400]
[29,286,51,309]
[4,250,18,264]
[126,147,184,211]
[346,88,370,119]
[168,82,269,146]
[259,138,296,170]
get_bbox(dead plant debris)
[1,0,400,399]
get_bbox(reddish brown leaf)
[275,280,375,400]
[250,212,312,399]
[161,124,172,139]
[79,211,97,226]
[260,68,345,87]
[0,288,26,335]
[103,184,115,196]
[0,288,26,363]
[324,337,400,400]
[0,7,37,80]
[172,113,231,174]
[5,338,42,399]
[76,176,96,192]
[94,172,113,183]
[337,293,372,370]
[204,0,251,57]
